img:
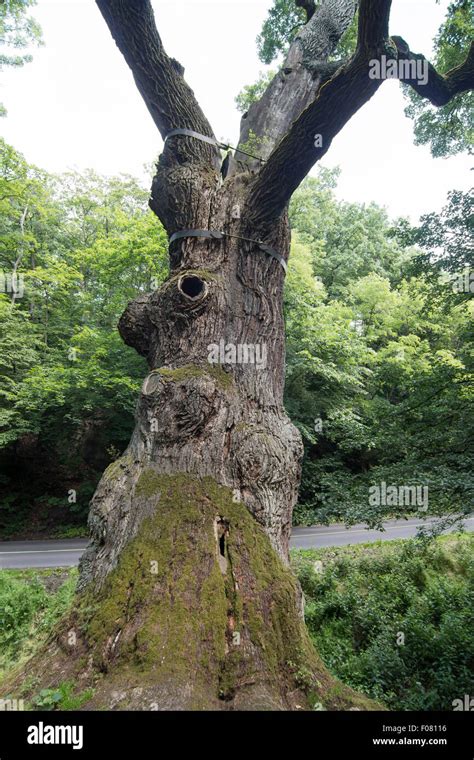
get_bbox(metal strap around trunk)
[256,243,287,273]
[169,229,224,245]
[169,229,287,274]
[164,128,223,150]
[163,128,266,163]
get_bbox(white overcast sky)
[1,0,471,221]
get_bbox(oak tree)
[5,0,473,711]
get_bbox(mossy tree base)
[2,475,379,711]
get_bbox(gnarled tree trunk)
[73,161,315,710]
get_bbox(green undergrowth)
[0,568,78,681]
[31,681,94,711]
[292,534,474,710]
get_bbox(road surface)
[0,538,87,570]
[290,516,474,550]
[0,517,472,569]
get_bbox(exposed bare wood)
[236,0,358,164]
[247,0,393,226]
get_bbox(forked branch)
[248,0,474,228]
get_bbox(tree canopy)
[0,0,43,116]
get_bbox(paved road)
[0,517,472,568]
[0,538,87,569]
[290,516,474,550]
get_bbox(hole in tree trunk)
[219,533,225,557]
[179,275,205,300]
[215,518,229,574]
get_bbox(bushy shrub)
[293,536,474,710]
[0,569,77,678]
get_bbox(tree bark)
[83,158,301,562]
[71,162,325,708]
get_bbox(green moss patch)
[155,364,233,390]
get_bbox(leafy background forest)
[0,138,472,538]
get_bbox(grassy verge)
[0,568,77,682]
[292,533,474,710]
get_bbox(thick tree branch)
[393,37,474,106]
[246,55,383,230]
[247,0,392,227]
[95,0,220,170]
[247,0,473,227]
[296,0,359,66]
[236,0,358,165]
[357,0,391,46]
